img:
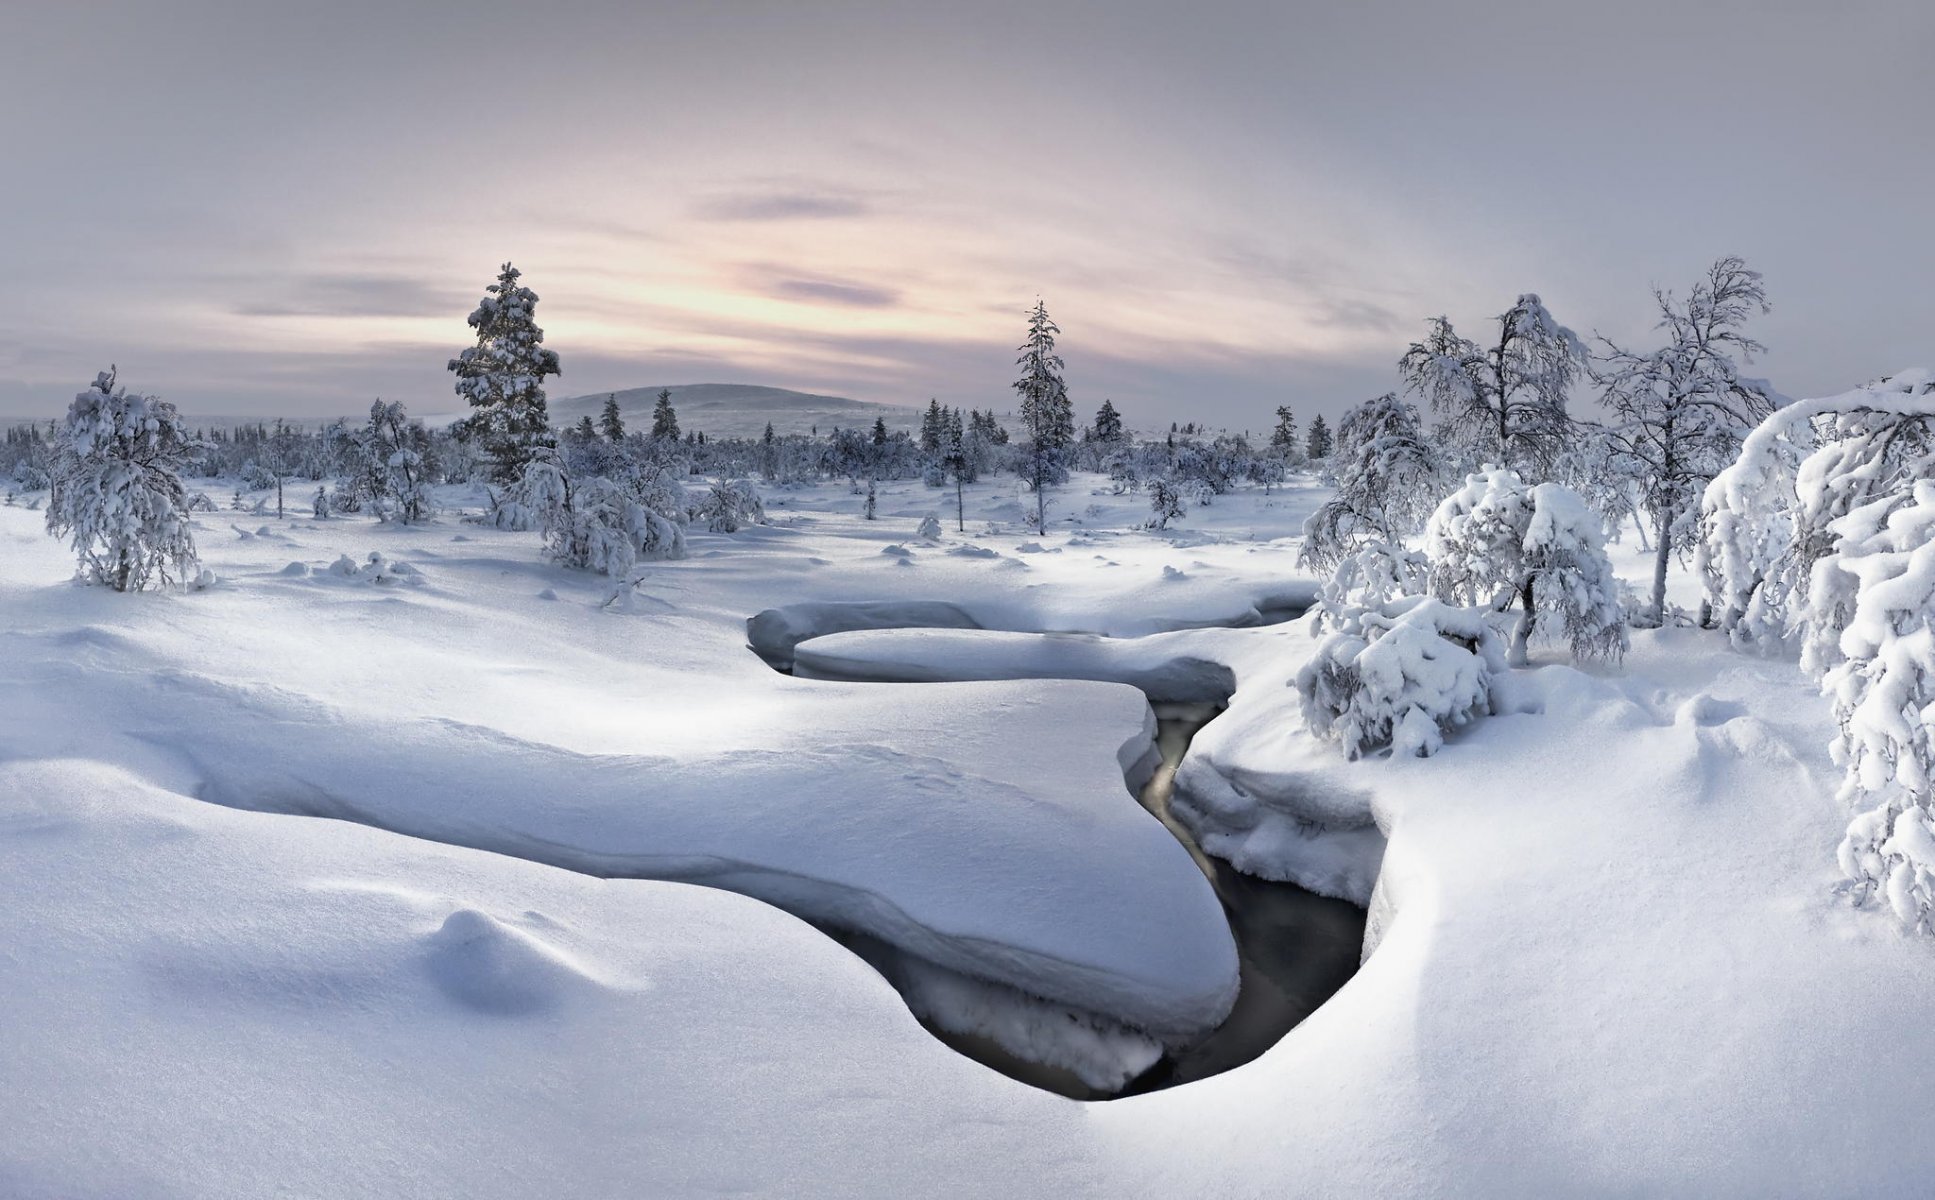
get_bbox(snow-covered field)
[5,472,1934,1196]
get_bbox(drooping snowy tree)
[1146,478,1185,530]
[1698,370,1935,658]
[1425,467,1626,665]
[519,454,687,577]
[650,389,680,442]
[599,393,626,442]
[1014,300,1074,535]
[45,368,202,592]
[1399,294,1586,478]
[1299,393,1441,570]
[448,263,561,485]
[1597,258,1780,626]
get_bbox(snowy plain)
[5,470,1935,1196]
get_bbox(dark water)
[752,624,1365,1099]
[1117,705,1367,1094]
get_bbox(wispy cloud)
[231,273,462,319]
[697,190,871,222]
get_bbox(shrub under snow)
[1296,595,1508,760]
[691,478,766,533]
[521,459,688,578]
[1425,467,1626,665]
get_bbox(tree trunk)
[955,478,965,532]
[1509,577,1536,666]
[1649,506,1673,628]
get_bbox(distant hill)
[551,383,912,440]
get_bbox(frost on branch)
[1424,467,1626,665]
[45,368,202,592]
[1296,596,1507,760]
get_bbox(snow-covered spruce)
[1296,595,1507,760]
[44,368,202,592]
[1013,300,1074,535]
[448,262,561,485]
[1424,467,1626,665]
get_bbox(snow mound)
[424,908,605,1015]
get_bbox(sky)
[3,0,1932,431]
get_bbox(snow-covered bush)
[522,459,687,578]
[1296,595,1507,760]
[916,514,943,541]
[44,369,202,592]
[1698,369,1935,660]
[691,478,765,533]
[1425,467,1625,665]
[1311,540,1430,634]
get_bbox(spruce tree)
[1306,413,1333,460]
[599,393,626,442]
[1092,398,1124,443]
[448,262,559,484]
[1014,300,1074,535]
[919,399,945,452]
[1270,405,1298,453]
[651,389,680,441]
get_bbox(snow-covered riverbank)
[6,472,1934,1196]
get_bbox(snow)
[7,466,1935,1194]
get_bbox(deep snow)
[6,470,1935,1196]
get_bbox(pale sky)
[3,1,1931,429]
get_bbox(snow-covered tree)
[1597,257,1779,626]
[651,389,679,442]
[1825,480,1935,928]
[1304,413,1332,462]
[1270,405,1298,457]
[1091,398,1125,444]
[520,456,687,577]
[1147,478,1185,530]
[1297,595,1508,760]
[599,393,626,442]
[448,263,560,484]
[939,407,975,532]
[1299,393,1440,570]
[1425,467,1626,665]
[1699,371,1935,659]
[1311,539,1431,635]
[692,478,765,533]
[1399,294,1586,477]
[919,399,946,453]
[358,400,433,524]
[1014,300,1074,535]
[45,368,202,592]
